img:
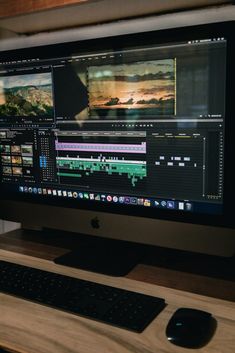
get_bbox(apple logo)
[91,217,100,229]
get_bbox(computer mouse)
[166,308,217,348]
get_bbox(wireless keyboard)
[0,260,165,332]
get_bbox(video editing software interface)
[0,35,226,215]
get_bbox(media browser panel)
[0,35,227,216]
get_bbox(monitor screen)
[0,22,234,232]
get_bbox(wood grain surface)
[0,0,90,18]
[0,249,235,353]
[0,0,231,20]
[0,229,234,301]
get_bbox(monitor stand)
[54,236,144,276]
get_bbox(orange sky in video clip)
[88,59,175,109]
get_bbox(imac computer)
[0,22,234,275]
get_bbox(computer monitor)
[0,22,234,272]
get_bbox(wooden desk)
[0,231,235,353]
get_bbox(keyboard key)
[0,260,166,332]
